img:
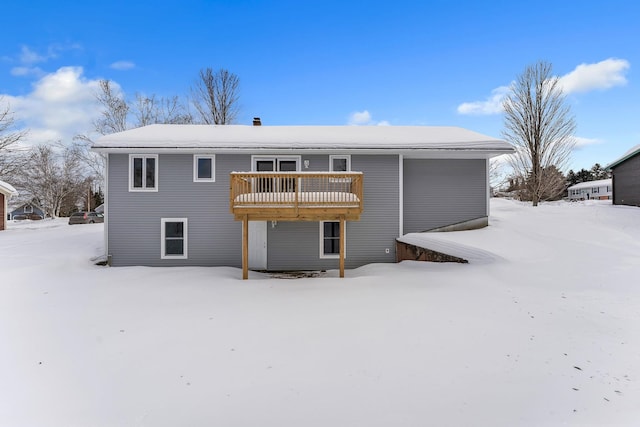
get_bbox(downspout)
[486,158,490,218]
[398,154,403,236]
[104,153,110,264]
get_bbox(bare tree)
[18,144,87,218]
[72,135,106,185]
[489,157,509,194]
[191,68,240,124]
[157,96,193,124]
[0,97,28,180]
[503,61,576,206]
[94,81,193,135]
[134,93,193,125]
[94,80,129,135]
[133,93,158,127]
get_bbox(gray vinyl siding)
[108,153,249,266]
[612,154,640,206]
[300,154,329,172]
[403,159,486,233]
[266,155,399,270]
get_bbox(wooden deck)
[229,172,364,279]
[230,172,364,221]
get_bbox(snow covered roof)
[567,178,612,191]
[605,144,640,170]
[0,180,18,197]
[93,124,514,155]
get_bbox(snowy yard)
[1,198,639,427]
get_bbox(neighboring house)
[10,201,45,220]
[0,180,18,231]
[606,145,640,207]
[567,179,612,201]
[92,123,514,278]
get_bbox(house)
[567,178,612,201]
[92,123,514,278]
[0,180,18,231]
[9,201,45,220]
[606,145,640,207]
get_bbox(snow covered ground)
[1,198,639,427]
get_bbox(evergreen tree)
[566,170,578,186]
[590,163,610,180]
[576,168,592,183]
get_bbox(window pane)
[279,160,297,172]
[324,237,340,254]
[256,160,275,171]
[146,158,155,188]
[333,158,347,172]
[323,222,340,255]
[133,158,143,188]
[165,222,183,238]
[165,239,184,255]
[198,158,212,179]
[324,221,339,237]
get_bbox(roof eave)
[605,148,640,171]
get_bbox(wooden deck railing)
[230,172,364,221]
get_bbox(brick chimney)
[253,117,261,126]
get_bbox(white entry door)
[247,156,301,270]
[248,221,267,270]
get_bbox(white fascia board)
[92,147,514,158]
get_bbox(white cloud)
[19,45,47,64]
[456,85,510,115]
[3,67,104,145]
[457,58,631,115]
[348,110,372,125]
[558,58,629,94]
[348,110,390,126]
[10,66,45,77]
[16,43,81,65]
[572,136,602,148]
[110,60,136,71]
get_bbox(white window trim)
[161,218,188,259]
[24,205,34,214]
[193,155,216,182]
[319,220,346,259]
[129,154,159,192]
[329,155,351,172]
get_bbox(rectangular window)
[194,155,215,182]
[329,155,351,172]
[161,218,187,259]
[320,221,345,259]
[251,156,301,192]
[129,155,158,191]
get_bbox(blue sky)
[1,0,638,170]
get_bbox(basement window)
[161,218,188,259]
[320,221,346,259]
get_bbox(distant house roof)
[93,124,514,156]
[567,178,612,191]
[0,180,18,197]
[605,144,640,170]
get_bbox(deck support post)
[242,215,249,280]
[339,216,345,278]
